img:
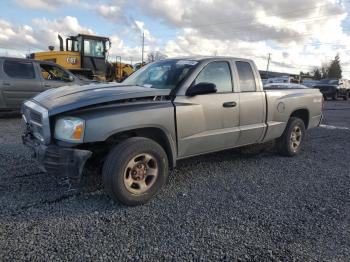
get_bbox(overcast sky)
[1,0,350,77]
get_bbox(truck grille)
[22,101,50,144]
[29,110,42,124]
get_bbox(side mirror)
[186,82,217,96]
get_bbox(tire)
[102,137,168,206]
[276,117,305,157]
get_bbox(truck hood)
[33,83,172,116]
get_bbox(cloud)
[3,0,350,77]
[32,16,93,36]
[81,1,128,23]
[18,0,79,11]
[0,19,38,51]
[96,5,123,22]
[108,35,143,62]
[0,16,93,52]
[134,0,350,75]
[138,0,346,43]
[161,26,350,76]
[16,0,129,24]
[132,20,156,43]
[0,16,142,63]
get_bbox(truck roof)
[170,56,254,63]
[0,56,60,65]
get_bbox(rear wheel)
[102,137,168,206]
[276,117,305,157]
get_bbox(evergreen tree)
[327,54,342,79]
[313,68,322,80]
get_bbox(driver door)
[174,61,240,158]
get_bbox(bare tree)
[147,51,167,63]
[320,63,329,79]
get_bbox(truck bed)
[263,88,323,142]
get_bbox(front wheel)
[276,117,305,157]
[102,137,169,206]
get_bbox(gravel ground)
[0,100,349,261]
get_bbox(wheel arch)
[290,108,310,129]
[105,126,177,168]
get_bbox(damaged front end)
[22,101,92,191]
[23,134,91,183]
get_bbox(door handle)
[3,82,10,86]
[223,101,237,108]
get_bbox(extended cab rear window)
[236,61,256,92]
[3,60,35,79]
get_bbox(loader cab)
[65,34,110,78]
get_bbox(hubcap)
[123,153,158,194]
[290,125,302,152]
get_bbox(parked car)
[264,83,309,89]
[313,79,349,100]
[266,76,293,83]
[22,57,323,206]
[0,57,91,110]
[261,79,269,85]
[302,79,320,88]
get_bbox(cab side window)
[194,61,233,93]
[3,60,35,79]
[236,61,256,92]
[39,64,70,82]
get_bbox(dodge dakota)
[22,57,323,205]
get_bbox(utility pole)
[266,53,271,79]
[141,32,145,65]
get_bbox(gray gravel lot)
[0,100,349,261]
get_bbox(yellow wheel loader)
[29,34,134,82]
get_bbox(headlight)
[54,117,85,143]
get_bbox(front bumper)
[22,133,92,182]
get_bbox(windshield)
[123,59,197,89]
[84,39,105,58]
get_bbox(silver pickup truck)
[22,57,323,205]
